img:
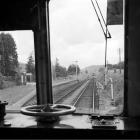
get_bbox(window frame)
[47,0,127,116]
[5,0,53,112]
[4,0,127,116]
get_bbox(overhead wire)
[94,0,111,38]
[90,0,107,38]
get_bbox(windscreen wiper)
[90,114,117,129]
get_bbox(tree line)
[107,61,124,70]
[0,32,80,81]
[98,61,124,73]
[52,60,80,79]
[26,56,81,80]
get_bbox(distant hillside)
[81,65,104,75]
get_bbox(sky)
[49,0,124,69]
[1,0,124,69]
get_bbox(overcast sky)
[49,0,124,69]
[1,0,124,69]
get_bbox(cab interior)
[0,0,140,139]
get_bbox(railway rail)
[22,78,99,114]
[54,80,87,104]
[56,78,99,114]
[22,79,87,106]
[73,78,95,114]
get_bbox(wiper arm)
[90,114,117,129]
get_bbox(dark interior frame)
[0,0,53,105]
[1,0,140,139]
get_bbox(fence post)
[109,78,115,105]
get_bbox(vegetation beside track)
[96,69,124,114]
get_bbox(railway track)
[53,78,98,114]
[22,80,87,106]
[54,80,87,104]
[22,78,99,114]
[72,78,95,114]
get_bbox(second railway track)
[22,78,99,114]
[22,79,88,106]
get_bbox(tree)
[26,54,35,74]
[107,64,113,70]
[98,67,105,73]
[107,61,124,70]
[55,60,67,78]
[118,61,124,69]
[0,33,18,76]
[67,64,80,75]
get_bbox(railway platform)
[6,79,77,110]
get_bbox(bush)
[0,80,4,89]
[1,81,16,89]
[15,74,22,85]
[0,73,4,89]
[0,73,17,89]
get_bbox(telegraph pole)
[74,61,78,81]
[119,48,121,74]
[51,62,55,81]
[1,36,5,75]
[0,55,1,72]
[90,0,111,86]
[105,24,108,86]
[54,57,58,80]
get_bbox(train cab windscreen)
[49,0,124,115]
[0,0,124,116]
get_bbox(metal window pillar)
[34,0,53,105]
[90,0,111,86]
[104,24,108,86]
